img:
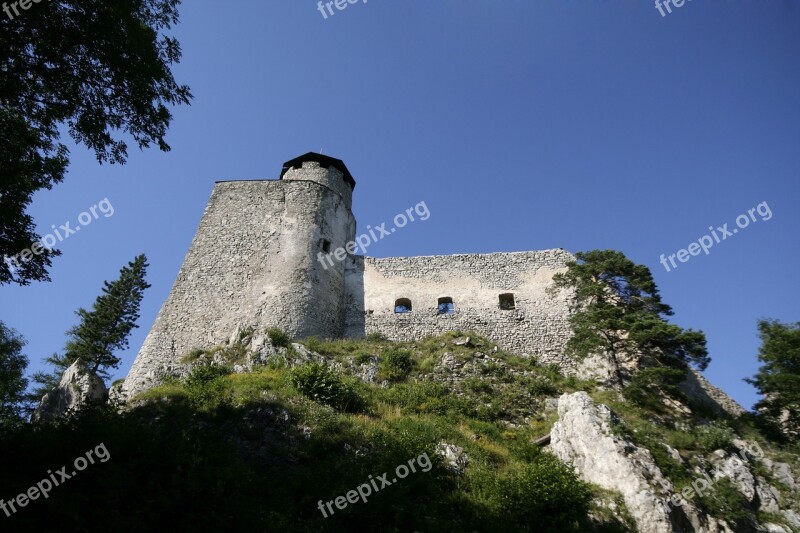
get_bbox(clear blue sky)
[2,1,798,410]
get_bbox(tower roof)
[280,152,356,190]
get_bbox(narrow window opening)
[395,298,412,314]
[320,239,331,253]
[437,297,455,315]
[499,293,515,310]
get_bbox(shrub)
[185,364,232,387]
[381,381,475,419]
[379,349,414,382]
[694,421,734,452]
[696,478,751,524]
[266,327,290,348]
[464,377,493,395]
[290,363,363,412]
[489,454,592,531]
[527,377,559,397]
[354,353,374,365]
[181,348,206,364]
[365,332,387,342]
[182,364,233,409]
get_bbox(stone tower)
[123,153,356,395]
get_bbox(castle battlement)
[123,154,574,396]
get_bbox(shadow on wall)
[345,256,365,337]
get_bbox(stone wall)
[345,249,576,368]
[123,173,355,396]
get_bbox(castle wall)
[124,176,355,396]
[345,249,576,368]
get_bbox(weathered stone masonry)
[344,251,575,368]
[123,153,576,396]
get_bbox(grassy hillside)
[2,330,795,531]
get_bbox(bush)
[489,454,592,531]
[379,349,414,382]
[354,353,374,365]
[182,364,234,409]
[694,421,734,452]
[185,364,232,387]
[365,332,387,342]
[696,477,751,524]
[527,377,559,397]
[290,363,363,412]
[381,381,475,419]
[266,327,290,348]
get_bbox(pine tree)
[746,319,800,436]
[550,250,708,403]
[33,255,150,395]
[0,321,29,428]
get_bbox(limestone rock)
[436,441,469,476]
[32,360,107,422]
[550,392,675,533]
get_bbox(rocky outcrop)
[436,442,469,476]
[551,392,800,533]
[551,392,676,532]
[32,360,107,422]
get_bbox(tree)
[33,255,150,393]
[550,250,709,398]
[0,1,191,286]
[0,321,29,427]
[746,320,800,436]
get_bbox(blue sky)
[1,1,798,409]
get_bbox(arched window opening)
[499,293,515,310]
[395,298,412,314]
[437,297,455,315]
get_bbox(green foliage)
[623,366,687,409]
[181,348,206,364]
[181,341,249,367]
[181,365,234,410]
[290,363,363,412]
[380,381,476,420]
[0,1,191,286]
[266,327,290,349]
[746,319,800,436]
[379,349,414,382]
[185,365,232,388]
[52,255,150,381]
[486,453,592,531]
[696,478,752,524]
[31,255,150,398]
[527,376,560,397]
[551,250,708,393]
[354,352,374,365]
[694,421,735,453]
[366,332,387,342]
[0,322,29,428]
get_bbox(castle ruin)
[123,153,587,395]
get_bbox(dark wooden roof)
[280,152,356,190]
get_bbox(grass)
[111,332,597,530]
